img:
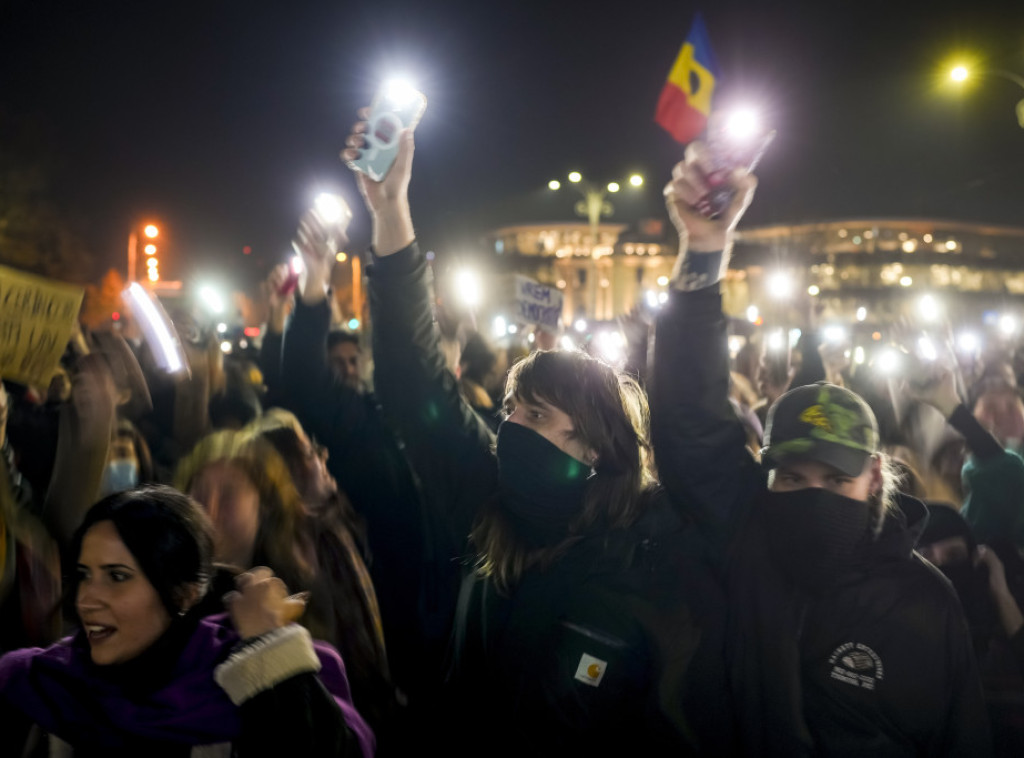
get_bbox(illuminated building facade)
[483,217,1024,330]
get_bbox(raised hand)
[224,566,309,640]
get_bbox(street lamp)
[546,170,646,251]
[949,64,1024,128]
[127,223,159,284]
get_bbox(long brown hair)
[472,349,657,591]
[174,430,315,591]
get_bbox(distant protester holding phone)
[651,140,991,756]
[338,99,728,755]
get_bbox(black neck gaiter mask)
[762,488,872,592]
[495,421,592,549]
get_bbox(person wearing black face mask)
[652,141,991,757]
[341,113,729,755]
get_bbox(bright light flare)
[560,335,575,350]
[314,193,352,226]
[728,335,745,358]
[767,271,792,299]
[290,255,304,275]
[950,65,969,82]
[574,318,588,333]
[917,336,938,362]
[823,325,846,343]
[548,180,561,190]
[454,269,481,309]
[644,291,659,309]
[123,283,185,374]
[144,244,157,255]
[199,285,225,314]
[220,341,233,354]
[724,108,760,142]
[856,306,867,322]
[568,171,582,183]
[999,314,1018,337]
[807,285,820,296]
[657,275,669,287]
[746,305,759,323]
[629,174,643,187]
[918,294,942,322]
[348,318,360,330]
[900,276,913,287]
[216,322,228,334]
[854,346,866,365]
[595,330,626,364]
[876,348,901,375]
[607,182,620,193]
[957,332,980,353]
[767,330,786,352]
[383,78,419,106]
[143,224,159,239]
[493,315,508,338]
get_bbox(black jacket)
[651,283,991,757]
[280,296,457,718]
[368,244,728,755]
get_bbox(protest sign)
[0,265,84,386]
[513,275,564,330]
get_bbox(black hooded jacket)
[651,283,991,757]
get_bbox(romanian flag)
[655,13,719,144]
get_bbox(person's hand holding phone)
[341,107,416,257]
[664,140,757,253]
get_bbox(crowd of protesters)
[0,114,1022,756]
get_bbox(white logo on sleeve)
[574,653,608,687]
[828,642,884,690]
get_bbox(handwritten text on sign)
[514,275,564,329]
[0,265,84,385]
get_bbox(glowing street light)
[314,193,352,226]
[547,170,645,248]
[948,63,1024,128]
[144,243,157,255]
[999,314,1019,337]
[807,285,820,296]
[144,224,159,239]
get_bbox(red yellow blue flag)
[655,13,719,144]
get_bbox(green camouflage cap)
[761,382,880,477]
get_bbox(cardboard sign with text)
[0,265,84,386]
[513,275,564,330]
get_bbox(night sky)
[3,0,1024,288]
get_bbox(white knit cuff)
[214,624,321,705]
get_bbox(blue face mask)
[101,459,139,496]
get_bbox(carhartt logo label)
[828,642,883,690]
[574,653,607,687]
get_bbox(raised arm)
[342,115,497,540]
[649,143,761,538]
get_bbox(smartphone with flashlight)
[698,118,776,219]
[347,81,427,182]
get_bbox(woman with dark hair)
[335,114,722,754]
[0,485,374,756]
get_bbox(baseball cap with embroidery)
[761,382,880,477]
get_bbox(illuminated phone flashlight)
[917,294,941,323]
[767,272,792,300]
[766,330,786,352]
[384,78,419,107]
[290,255,305,276]
[875,347,901,375]
[917,335,938,362]
[314,193,352,228]
[724,107,761,143]
[454,269,481,309]
[199,285,226,315]
[957,332,980,353]
[492,316,508,338]
[823,325,846,343]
